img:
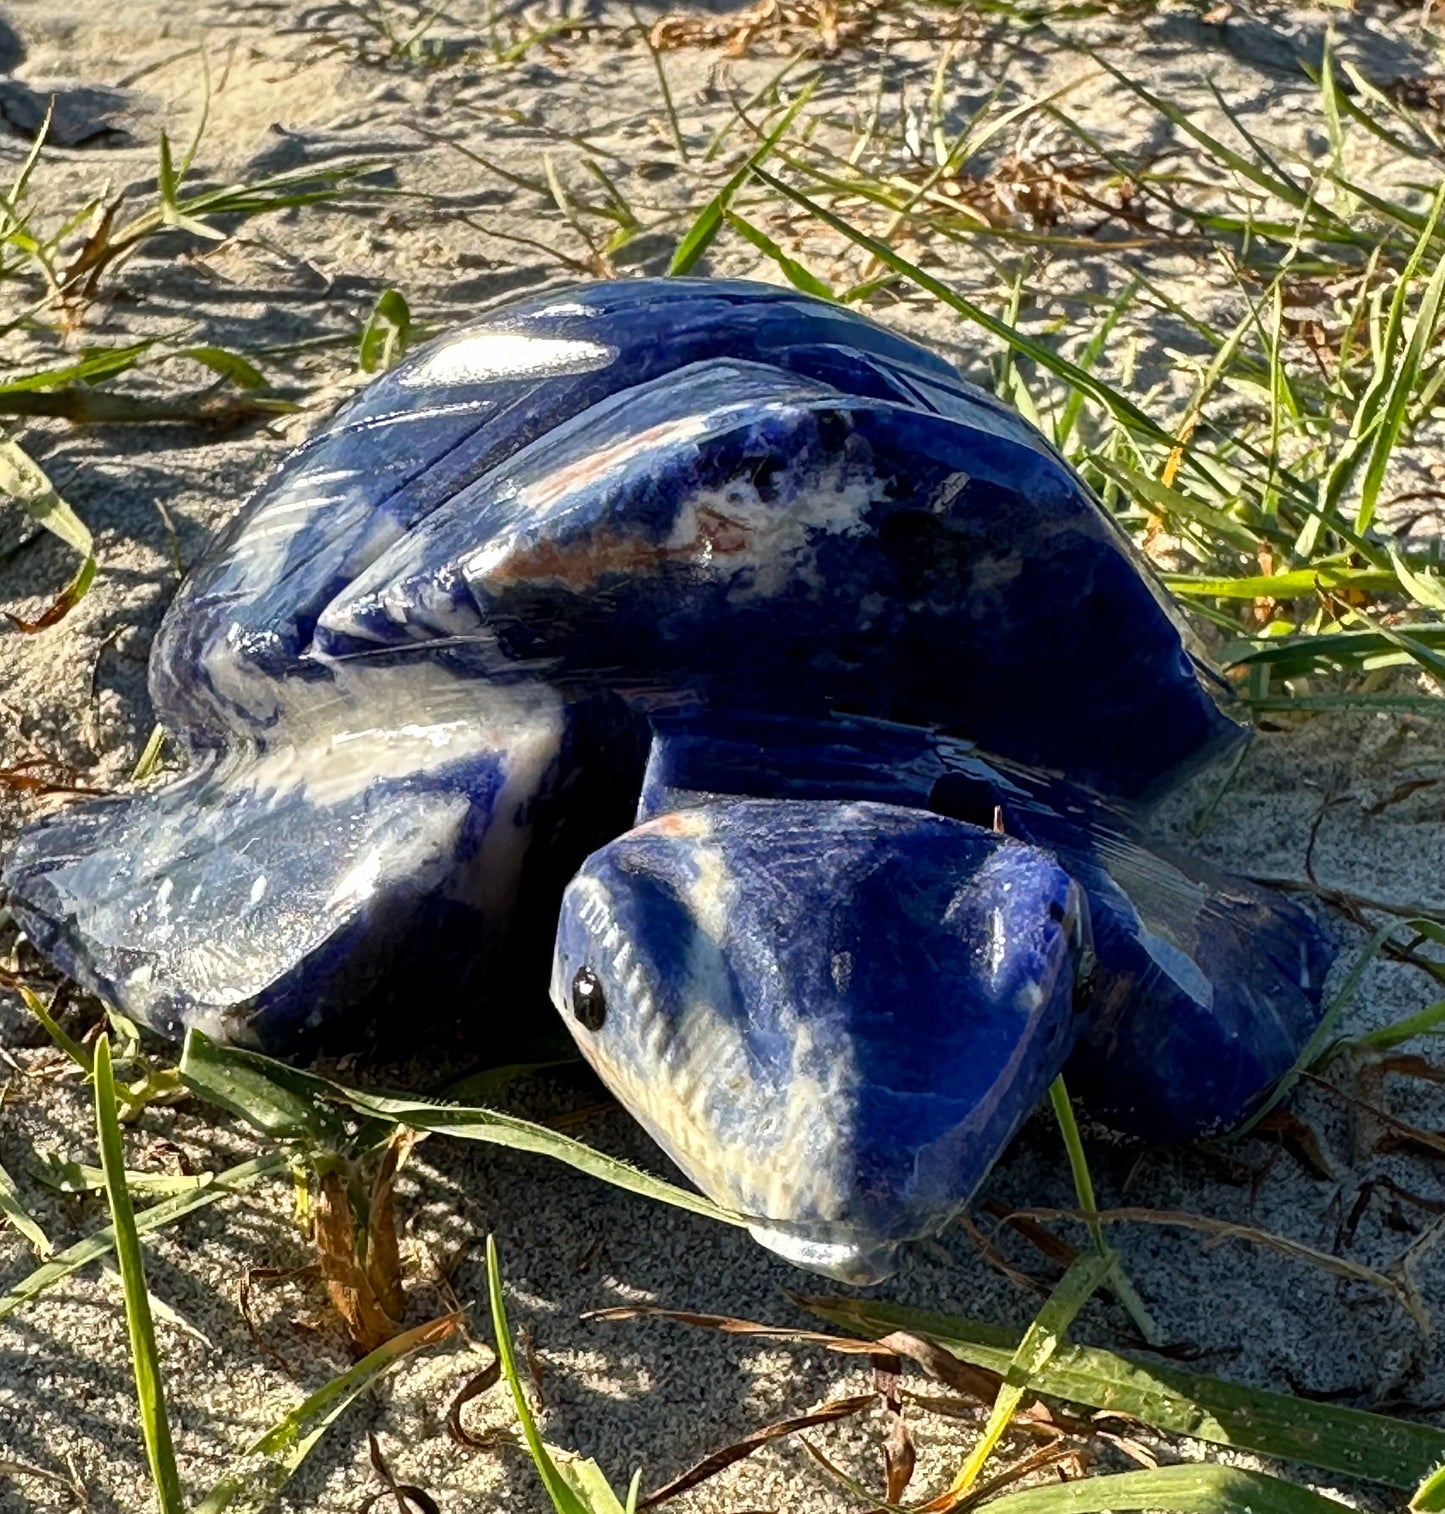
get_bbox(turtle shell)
[151,277,1240,798]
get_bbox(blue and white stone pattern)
[2,277,1331,1279]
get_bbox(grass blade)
[1355,191,1445,533]
[924,1250,1114,1503]
[1083,47,1354,238]
[1392,547,1445,613]
[342,1093,746,1226]
[1163,565,1398,599]
[193,1313,457,1514]
[803,1435,1343,1512]
[1091,456,1260,551]
[0,1159,51,1257]
[797,1294,1445,1489]
[19,981,94,1077]
[0,344,152,393]
[6,95,50,215]
[1049,1078,1099,1249]
[0,1153,286,1321]
[750,166,1172,443]
[559,1460,640,1514]
[1236,919,1422,1134]
[1337,60,1438,158]
[1054,278,1137,453]
[1205,77,1307,208]
[1222,626,1445,678]
[181,1031,748,1228]
[178,346,269,391]
[631,6,688,165]
[157,129,179,207]
[130,723,168,783]
[977,1463,1352,1512]
[1352,998,1445,1055]
[157,129,224,241]
[669,83,816,275]
[1246,692,1445,716]
[488,1235,633,1513]
[724,210,834,298]
[1338,605,1445,691]
[1049,1077,1159,1344]
[33,1156,214,1197]
[177,1028,350,1146]
[0,438,96,630]
[358,288,412,374]
[1304,192,1445,551]
[93,1036,185,1514]
[1415,1460,1445,1512]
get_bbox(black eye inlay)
[571,967,607,1031]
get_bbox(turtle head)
[551,799,1092,1282]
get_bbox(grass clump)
[0,100,387,623]
[75,1029,458,1514]
[8,899,1445,1508]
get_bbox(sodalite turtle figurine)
[3,278,1332,1282]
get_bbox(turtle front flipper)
[4,676,644,1054]
[551,798,1092,1282]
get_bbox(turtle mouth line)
[745,1222,901,1286]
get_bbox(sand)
[2,0,1445,1508]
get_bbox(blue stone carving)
[2,278,1330,1278]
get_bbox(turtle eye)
[571,967,607,1031]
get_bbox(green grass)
[0,439,93,631]
[8,929,1445,1509]
[411,11,1445,718]
[637,25,1445,722]
[487,1235,641,1513]
[178,1029,748,1229]
[77,1032,458,1513]
[0,100,385,626]
[93,1036,186,1514]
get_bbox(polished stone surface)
[2,277,1329,1278]
[7,682,646,1051]
[152,279,1240,796]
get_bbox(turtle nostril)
[571,967,607,1031]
